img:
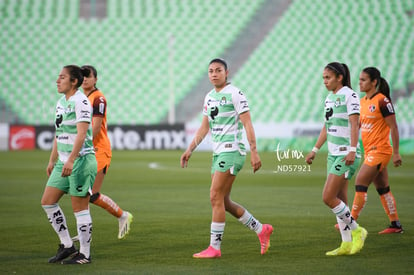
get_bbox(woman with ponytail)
[351,67,403,234]
[305,62,367,256]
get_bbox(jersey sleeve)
[233,90,250,114]
[379,96,395,118]
[92,96,107,117]
[76,98,92,123]
[346,91,360,115]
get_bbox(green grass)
[0,150,413,274]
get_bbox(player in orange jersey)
[78,65,133,239]
[352,67,403,234]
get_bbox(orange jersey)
[87,89,112,158]
[360,93,395,155]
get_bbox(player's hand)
[305,152,316,165]
[393,153,402,167]
[180,150,192,168]
[343,152,356,166]
[61,160,74,177]
[250,151,262,173]
[46,162,55,177]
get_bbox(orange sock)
[351,191,367,221]
[379,191,399,222]
[92,193,123,218]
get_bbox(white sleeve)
[347,91,360,115]
[233,90,250,114]
[76,97,92,123]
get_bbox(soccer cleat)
[350,226,368,255]
[118,211,133,239]
[325,241,352,256]
[193,246,221,258]
[258,224,274,255]
[61,252,91,264]
[378,225,404,234]
[48,244,77,263]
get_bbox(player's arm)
[47,137,58,177]
[91,116,103,139]
[343,113,359,165]
[305,125,327,164]
[180,116,209,168]
[240,111,261,173]
[384,114,402,167]
[61,122,90,177]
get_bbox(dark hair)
[362,67,390,100]
[325,62,351,88]
[209,58,228,70]
[63,65,89,88]
[81,65,98,89]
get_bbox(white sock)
[42,204,73,248]
[238,210,263,234]
[75,209,92,258]
[332,201,358,230]
[210,222,225,250]
[336,216,352,242]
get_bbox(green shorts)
[211,151,246,175]
[47,154,97,197]
[327,154,361,180]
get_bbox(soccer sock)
[351,185,368,221]
[42,204,73,248]
[332,201,358,231]
[336,216,352,242]
[75,209,92,259]
[238,210,263,234]
[377,187,400,223]
[210,222,225,250]
[90,193,123,218]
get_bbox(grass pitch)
[0,150,413,274]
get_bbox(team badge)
[220,96,227,106]
[369,104,376,112]
[334,98,341,107]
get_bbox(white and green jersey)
[324,86,361,157]
[54,90,94,163]
[203,84,249,155]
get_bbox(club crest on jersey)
[220,96,227,106]
[334,98,341,107]
[369,104,376,112]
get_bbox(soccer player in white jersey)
[41,65,97,264]
[306,62,367,256]
[180,58,273,258]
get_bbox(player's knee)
[90,192,100,203]
[376,186,390,195]
[355,185,368,192]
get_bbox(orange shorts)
[95,151,111,172]
[363,151,391,172]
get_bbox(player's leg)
[325,156,366,256]
[193,170,235,258]
[89,157,133,239]
[351,163,379,220]
[62,154,96,264]
[41,162,77,263]
[374,168,403,234]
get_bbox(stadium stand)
[0,0,265,124]
[0,0,413,125]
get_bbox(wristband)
[312,147,319,153]
[349,146,357,152]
